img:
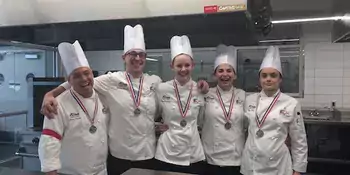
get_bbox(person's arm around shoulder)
[93,72,118,95]
[38,104,66,175]
[289,101,308,174]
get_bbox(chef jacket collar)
[260,89,280,98]
[126,71,143,81]
[71,87,96,99]
[216,85,235,94]
[174,78,193,88]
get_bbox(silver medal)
[134,108,141,115]
[180,120,187,127]
[256,129,264,138]
[224,122,232,130]
[89,125,97,134]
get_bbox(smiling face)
[259,67,282,92]
[215,63,236,90]
[123,49,146,75]
[68,67,94,96]
[171,54,194,84]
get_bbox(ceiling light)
[146,58,158,62]
[272,16,350,24]
[259,39,299,43]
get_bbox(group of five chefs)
[38,24,308,175]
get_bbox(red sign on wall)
[204,5,218,14]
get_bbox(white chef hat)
[170,35,193,61]
[58,40,90,76]
[214,44,237,72]
[259,46,282,75]
[124,24,145,54]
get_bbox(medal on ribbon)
[125,72,144,115]
[255,92,281,138]
[173,80,193,127]
[70,90,99,134]
[216,88,236,130]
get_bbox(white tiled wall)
[298,42,350,109]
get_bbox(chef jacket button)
[173,126,176,129]
[101,139,105,143]
[172,106,175,109]
[215,124,218,127]
[269,157,273,161]
[215,106,218,109]
[214,143,218,147]
[98,119,101,122]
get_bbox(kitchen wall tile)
[344,58,350,69]
[343,78,350,86]
[344,70,350,78]
[305,69,315,78]
[343,95,350,109]
[314,95,343,108]
[298,95,314,107]
[316,50,343,61]
[316,43,343,51]
[315,86,342,95]
[304,78,315,94]
[315,60,343,69]
[305,59,315,69]
[315,69,343,78]
[343,86,350,95]
[315,78,342,86]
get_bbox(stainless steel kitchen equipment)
[14,77,64,171]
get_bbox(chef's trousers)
[155,160,205,175]
[204,163,241,175]
[107,154,156,175]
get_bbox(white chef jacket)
[155,79,205,166]
[38,89,109,175]
[240,90,308,175]
[201,86,246,166]
[60,71,161,160]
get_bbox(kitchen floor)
[0,143,21,169]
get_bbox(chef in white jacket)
[240,46,308,175]
[155,35,205,174]
[201,44,245,175]
[38,41,109,175]
[40,24,209,175]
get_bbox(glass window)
[235,45,303,97]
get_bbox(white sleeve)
[197,98,206,129]
[38,135,62,172]
[60,72,116,96]
[93,73,115,96]
[289,102,308,173]
[38,105,66,173]
[60,81,71,90]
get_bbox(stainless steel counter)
[304,118,350,125]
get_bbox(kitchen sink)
[302,108,343,121]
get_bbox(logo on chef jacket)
[69,113,80,120]
[280,108,290,117]
[204,96,215,102]
[248,105,256,111]
[161,95,171,102]
[117,82,128,90]
[150,83,156,91]
[193,98,201,104]
[236,99,244,105]
[102,106,109,114]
